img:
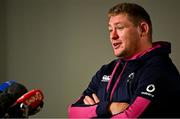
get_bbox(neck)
[124,40,153,60]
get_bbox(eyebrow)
[108,22,124,27]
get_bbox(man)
[68,3,180,118]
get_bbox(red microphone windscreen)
[15,89,44,109]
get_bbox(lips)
[113,42,121,49]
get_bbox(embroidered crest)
[101,75,111,82]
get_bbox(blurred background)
[0,0,180,118]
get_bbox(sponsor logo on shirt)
[128,72,135,79]
[141,84,155,97]
[127,72,135,82]
[101,75,111,82]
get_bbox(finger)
[92,93,100,103]
[84,96,95,105]
[109,102,129,115]
[83,98,90,105]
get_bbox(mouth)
[113,42,121,49]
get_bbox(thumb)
[92,93,100,103]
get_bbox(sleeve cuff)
[96,101,111,117]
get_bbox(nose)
[111,29,119,40]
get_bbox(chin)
[114,49,123,56]
[114,52,121,57]
[114,50,125,57]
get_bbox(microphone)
[0,81,28,117]
[0,80,16,93]
[7,89,44,117]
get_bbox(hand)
[83,93,100,105]
[109,102,129,115]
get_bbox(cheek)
[122,29,139,42]
[118,31,128,44]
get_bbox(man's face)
[108,14,141,58]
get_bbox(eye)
[116,25,124,30]
[108,27,113,33]
[108,29,113,33]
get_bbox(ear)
[138,21,149,36]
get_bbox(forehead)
[108,14,132,26]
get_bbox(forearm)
[111,96,151,118]
[68,104,98,118]
[109,102,129,115]
[68,101,111,118]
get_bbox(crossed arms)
[83,93,129,115]
[68,93,150,118]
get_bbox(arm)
[110,96,151,118]
[68,93,111,118]
[68,65,111,118]
[69,93,131,118]
[79,94,150,118]
[68,103,98,118]
[109,102,129,115]
[68,94,100,118]
[68,60,122,118]
[110,61,163,118]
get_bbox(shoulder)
[141,54,172,68]
[99,59,118,72]
[138,54,179,79]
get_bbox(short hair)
[108,3,152,36]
